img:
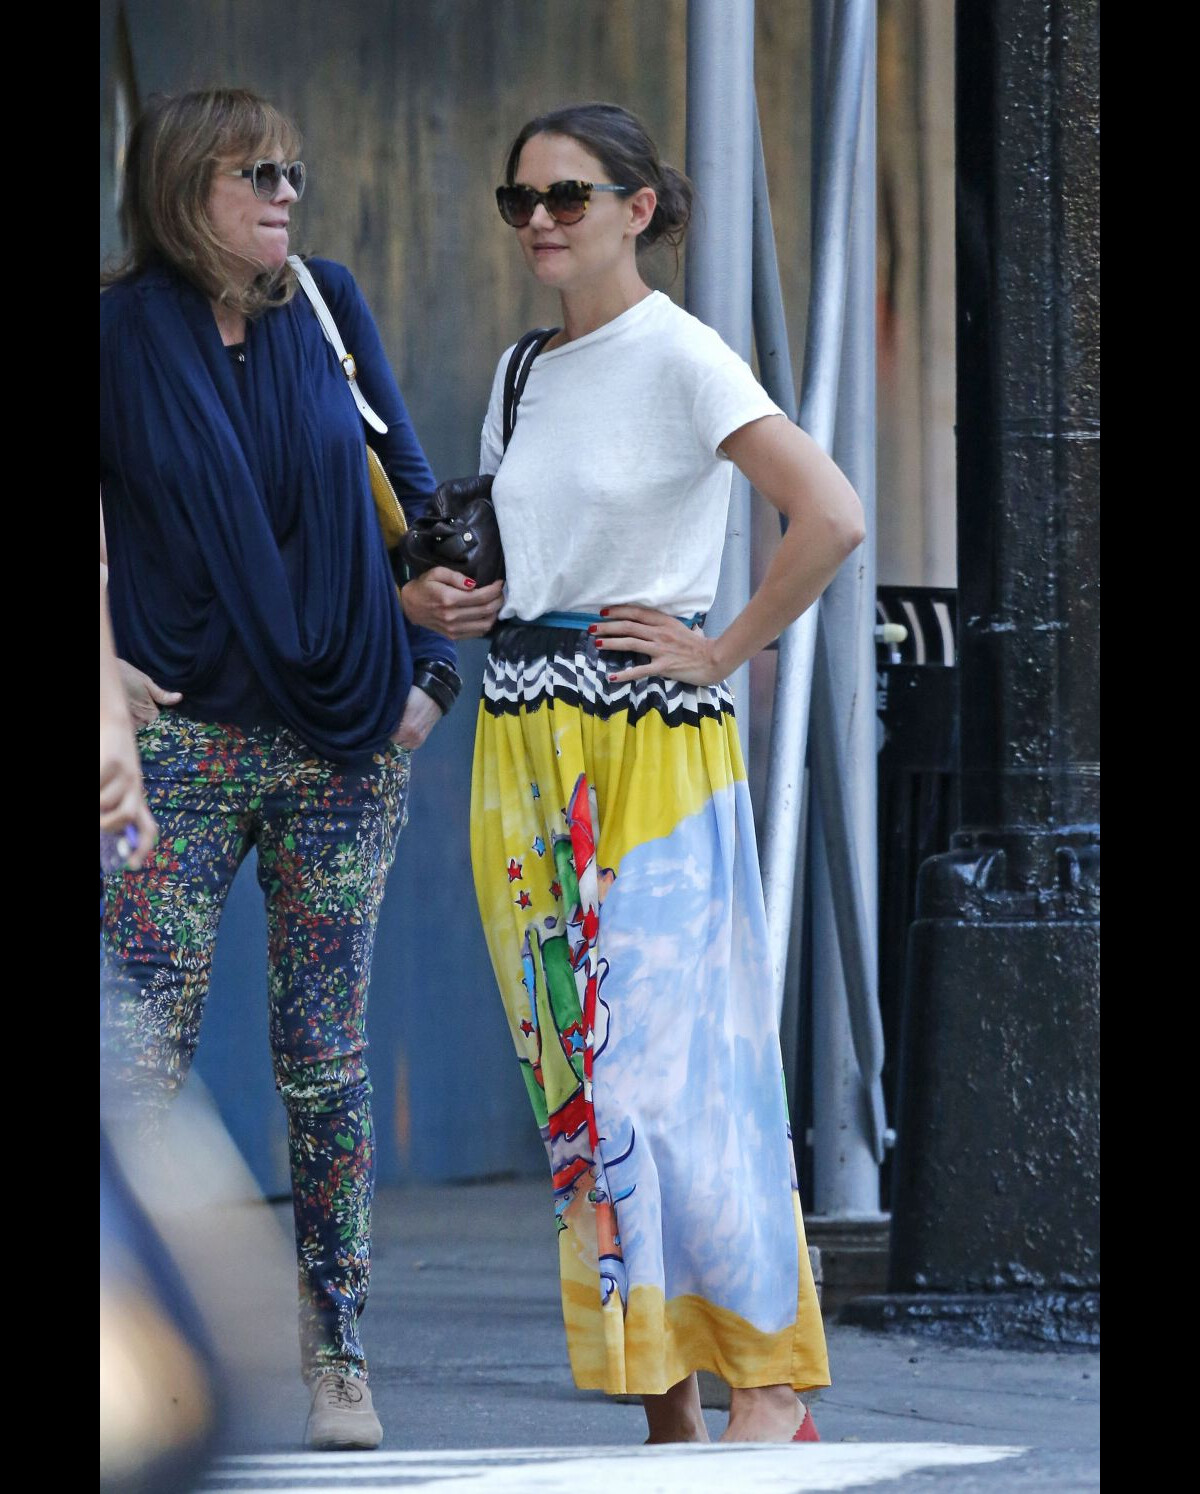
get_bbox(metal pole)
[686,0,756,757]
[751,80,886,1168]
[810,636,886,1175]
[760,0,870,1023]
[809,0,884,1206]
[751,109,798,425]
[756,96,884,1165]
[750,106,808,1114]
[811,0,835,218]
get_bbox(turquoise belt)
[526,610,706,630]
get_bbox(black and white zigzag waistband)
[481,621,736,727]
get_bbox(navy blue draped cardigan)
[99,257,454,762]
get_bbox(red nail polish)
[463,578,476,590]
[596,639,605,648]
[587,625,597,634]
[600,608,610,617]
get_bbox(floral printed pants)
[101,713,410,1382]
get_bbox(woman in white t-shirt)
[403,103,863,1444]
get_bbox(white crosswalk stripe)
[197,1441,1025,1491]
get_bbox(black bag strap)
[502,327,559,450]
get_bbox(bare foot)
[720,1383,805,1442]
[642,1372,711,1443]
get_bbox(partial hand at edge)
[100,711,158,869]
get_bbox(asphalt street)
[167,1176,1099,1492]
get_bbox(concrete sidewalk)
[204,1179,1099,1491]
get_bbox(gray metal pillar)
[809,0,883,1217]
[685,0,757,755]
[760,0,869,1020]
[751,104,883,1167]
[750,108,808,1112]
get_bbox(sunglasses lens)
[497,187,534,227]
[546,183,589,223]
[286,162,306,199]
[251,161,281,198]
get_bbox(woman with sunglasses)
[403,102,861,1444]
[99,88,459,1451]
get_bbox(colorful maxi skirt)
[470,619,830,1397]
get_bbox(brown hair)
[102,88,302,317]
[504,102,693,255]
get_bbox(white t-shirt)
[479,290,784,621]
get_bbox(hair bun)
[642,162,693,251]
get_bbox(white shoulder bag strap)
[288,255,387,434]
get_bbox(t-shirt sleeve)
[691,351,787,460]
[479,346,513,476]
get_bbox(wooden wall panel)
[100,1,953,580]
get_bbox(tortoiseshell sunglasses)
[496,179,634,227]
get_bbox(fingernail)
[600,608,610,617]
[595,640,604,648]
[463,578,476,590]
[587,625,597,634]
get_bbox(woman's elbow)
[831,492,867,557]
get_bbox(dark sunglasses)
[225,159,307,201]
[495,179,634,228]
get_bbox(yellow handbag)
[367,445,408,552]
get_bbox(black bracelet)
[411,659,463,716]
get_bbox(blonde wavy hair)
[103,88,302,317]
